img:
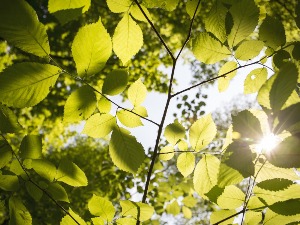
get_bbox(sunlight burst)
[257,133,281,153]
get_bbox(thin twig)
[212,209,247,225]
[137,1,202,218]
[48,56,160,127]
[133,0,175,61]
[0,134,81,225]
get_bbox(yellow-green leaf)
[159,145,174,161]
[113,14,143,64]
[164,120,185,146]
[177,153,195,177]
[217,185,245,209]
[235,40,264,60]
[19,135,42,159]
[128,79,147,106]
[88,195,115,222]
[218,61,237,92]
[106,0,132,13]
[186,0,201,19]
[244,68,268,94]
[102,69,128,96]
[120,200,154,222]
[9,197,32,225]
[60,208,86,225]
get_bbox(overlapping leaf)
[102,70,128,96]
[0,0,50,57]
[0,104,22,133]
[218,61,237,92]
[19,135,42,159]
[235,40,264,61]
[88,195,115,222]
[0,63,61,108]
[244,68,268,94]
[9,197,32,225]
[164,120,185,145]
[120,200,154,221]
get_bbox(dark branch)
[212,209,246,225]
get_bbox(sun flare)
[257,133,281,153]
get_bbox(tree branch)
[133,0,175,61]
[0,134,81,225]
[212,209,247,225]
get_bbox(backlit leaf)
[117,109,143,128]
[120,200,154,221]
[263,209,300,225]
[82,113,116,138]
[244,211,262,225]
[177,153,195,177]
[31,159,57,182]
[204,1,228,43]
[128,79,147,106]
[269,199,300,216]
[102,69,128,96]
[186,0,201,19]
[109,127,145,173]
[182,206,192,219]
[0,63,61,108]
[217,185,245,209]
[210,210,236,225]
[244,68,268,94]
[189,114,217,151]
[259,16,286,49]
[60,208,86,225]
[0,140,12,169]
[97,97,112,114]
[269,62,298,114]
[218,61,237,92]
[164,120,185,146]
[192,32,231,64]
[47,183,69,203]
[0,104,22,133]
[19,135,42,159]
[9,197,32,225]
[159,145,174,161]
[106,0,132,13]
[0,0,50,57]
[64,86,97,123]
[193,155,219,197]
[72,19,112,77]
[88,195,115,222]
[0,173,19,191]
[113,14,143,64]
[266,136,300,168]
[257,74,276,109]
[182,196,197,207]
[274,103,300,134]
[232,110,263,140]
[25,181,43,201]
[130,4,152,22]
[166,200,180,216]
[48,0,90,13]
[218,163,244,187]
[227,0,259,47]
[55,159,88,187]
[235,40,264,60]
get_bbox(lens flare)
[257,133,281,153]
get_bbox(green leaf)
[0,140,12,169]
[296,1,300,29]
[166,200,180,216]
[244,68,268,94]
[193,155,220,198]
[182,196,197,207]
[0,63,61,108]
[189,114,217,151]
[0,173,19,191]
[255,161,299,183]
[182,206,192,219]
[218,163,244,187]
[64,86,97,123]
[269,62,298,114]
[30,159,57,182]
[232,110,263,140]
[72,19,112,77]
[192,32,231,64]
[275,103,300,134]
[218,61,237,92]
[0,0,50,57]
[254,184,300,205]
[106,0,132,13]
[91,217,105,225]
[47,183,69,203]
[0,104,22,133]
[204,1,228,43]
[235,40,264,61]
[130,4,152,22]
[60,208,86,225]
[102,69,128,96]
[177,153,195,177]
[97,97,112,114]
[51,8,86,25]
[227,0,259,47]
[25,181,43,201]
[117,109,143,128]
[222,125,233,150]
[270,199,300,216]
[55,159,88,187]
[257,178,293,192]
[259,16,286,49]
[164,120,185,146]
[222,141,254,177]
[186,0,201,19]
[217,185,245,209]
[82,113,116,138]
[210,209,236,225]
[19,135,42,159]
[162,0,180,11]
[159,145,174,161]
[48,0,90,13]
[113,14,143,64]
[273,50,291,69]
[109,127,145,173]
[115,217,136,225]
[9,197,32,225]
[263,209,300,225]
[257,74,276,109]
[244,211,262,225]
[120,200,154,221]
[88,194,115,222]
[266,136,300,168]
[128,79,147,106]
